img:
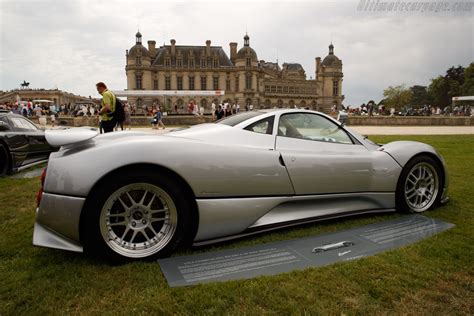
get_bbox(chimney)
[229,42,237,64]
[148,40,156,56]
[206,40,211,56]
[170,39,176,55]
[315,57,321,74]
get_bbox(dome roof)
[129,44,149,56]
[237,46,257,60]
[321,54,340,66]
[321,43,341,66]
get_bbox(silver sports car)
[33,109,449,262]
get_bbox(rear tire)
[0,144,10,176]
[396,155,443,213]
[81,171,197,263]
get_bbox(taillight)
[36,168,47,206]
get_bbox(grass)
[1,135,473,314]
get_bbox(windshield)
[216,112,264,126]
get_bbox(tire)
[0,144,10,177]
[81,171,197,263]
[396,155,443,213]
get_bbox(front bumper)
[33,192,85,253]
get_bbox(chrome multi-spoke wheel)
[404,162,439,212]
[83,171,197,262]
[99,183,178,258]
[396,156,443,213]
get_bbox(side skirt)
[193,208,396,247]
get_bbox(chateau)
[125,32,343,113]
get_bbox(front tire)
[82,171,197,262]
[396,155,443,213]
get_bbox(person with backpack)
[96,82,116,133]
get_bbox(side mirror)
[337,111,348,126]
[0,121,10,131]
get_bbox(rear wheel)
[0,144,10,176]
[82,171,197,262]
[396,155,443,213]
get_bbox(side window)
[10,117,39,131]
[244,116,274,135]
[278,113,353,144]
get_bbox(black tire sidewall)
[0,145,9,176]
[396,155,443,213]
[81,171,196,262]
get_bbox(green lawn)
[1,135,473,314]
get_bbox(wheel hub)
[404,162,439,212]
[99,183,178,258]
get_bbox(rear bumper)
[32,193,85,252]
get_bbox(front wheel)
[396,155,443,213]
[82,172,197,262]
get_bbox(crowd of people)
[334,103,473,117]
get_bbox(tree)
[383,85,413,110]
[428,76,450,107]
[461,62,474,95]
[428,65,466,106]
[409,85,432,106]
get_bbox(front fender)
[380,141,449,201]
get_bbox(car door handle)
[278,155,286,167]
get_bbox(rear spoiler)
[45,127,99,147]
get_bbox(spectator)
[123,103,131,130]
[96,82,116,133]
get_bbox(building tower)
[316,43,344,112]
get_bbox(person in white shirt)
[211,103,216,120]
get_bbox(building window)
[177,59,183,67]
[177,76,183,90]
[165,76,171,90]
[265,85,270,93]
[136,56,142,65]
[283,86,289,93]
[226,79,231,91]
[246,57,251,67]
[135,74,142,89]
[333,80,339,96]
[235,77,239,91]
[201,76,207,90]
[294,87,300,94]
[189,76,195,90]
[289,86,295,94]
[189,59,194,68]
[213,59,219,68]
[165,58,171,67]
[245,74,252,90]
[201,59,206,68]
[271,86,276,93]
[153,79,158,90]
[213,77,219,90]
[277,86,282,93]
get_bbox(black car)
[0,111,55,176]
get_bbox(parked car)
[0,111,55,176]
[33,109,449,262]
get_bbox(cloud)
[0,0,472,106]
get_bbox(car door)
[9,116,49,163]
[275,112,375,195]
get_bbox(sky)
[0,0,473,106]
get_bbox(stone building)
[0,88,96,105]
[125,32,343,113]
